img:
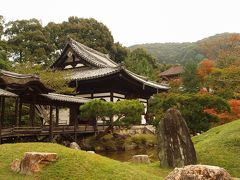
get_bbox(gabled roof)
[159,66,184,77]
[51,38,118,68]
[51,39,169,91]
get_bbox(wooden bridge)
[0,125,107,142]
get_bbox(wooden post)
[0,97,2,144]
[49,105,53,142]
[74,106,79,142]
[110,92,113,102]
[29,104,35,127]
[56,106,59,126]
[1,97,5,126]
[15,98,19,127]
[18,99,22,127]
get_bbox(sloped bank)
[0,143,166,179]
[193,119,240,177]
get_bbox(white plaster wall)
[59,108,69,125]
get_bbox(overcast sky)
[1,0,240,46]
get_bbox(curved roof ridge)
[69,39,118,67]
[0,69,39,79]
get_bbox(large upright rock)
[157,108,197,168]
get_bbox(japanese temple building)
[0,70,99,143]
[51,39,169,123]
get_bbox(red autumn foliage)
[205,99,240,125]
[198,59,215,81]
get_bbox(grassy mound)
[0,143,168,180]
[193,119,240,177]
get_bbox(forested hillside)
[130,33,240,65]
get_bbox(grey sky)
[1,0,240,46]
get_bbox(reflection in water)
[98,147,158,162]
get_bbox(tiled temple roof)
[159,66,184,77]
[52,38,169,91]
[0,88,18,97]
[70,67,169,90]
[41,93,90,104]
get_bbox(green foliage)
[80,99,114,120]
[182,60,201,93]
[125,48,158,80]
[193,119,240,177]
[129,42,204,64]
[14,62,74,93]
[46,17,128,63]
[149,93,230,133]
[5,18,54,65]
[80,99,144,127]
[114,99,145,126]
[205,66,240,99]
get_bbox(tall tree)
[197,59,215,84]
[46,17,128,63]
[0,15,10,69]
[182,60,201,93]
[125,48,158,80]
[4,19,54,65]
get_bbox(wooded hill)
[129,33,240,65]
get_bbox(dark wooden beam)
[29,104,35,127]
[15,98,19,127]
[0,97,2,144]
[49,105,53,142]
[18,99,22,127]
[110,91,113,102]
[56,106,59,126]
[1,97,5,127]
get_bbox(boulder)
[10,152,57,175]
[157,108,197,168]
[165,165,233,180]
[69,142,81,150]
[132,155,150,164]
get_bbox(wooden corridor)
[1,125,107,141]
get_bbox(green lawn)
[2,119,240,179]
[193,119,240,177]
[0,142,168,180]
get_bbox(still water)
[98,147,158,162]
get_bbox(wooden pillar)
[110,92,113,102]
[74,105,79,142]
[18,99,22,127]
[0,97,2,144]
[14,98,19,127]
[1,97,5,126]
[29,104,35,127]
[49,105,53,142]
[0,97,5,144]
[56,106,59,126]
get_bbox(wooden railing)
[1,124,107,138]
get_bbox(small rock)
[69,142,81,150]
[87,151,95,154]
[165,165,233,180]
[11,152,58,175]
[132,155,150,164]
